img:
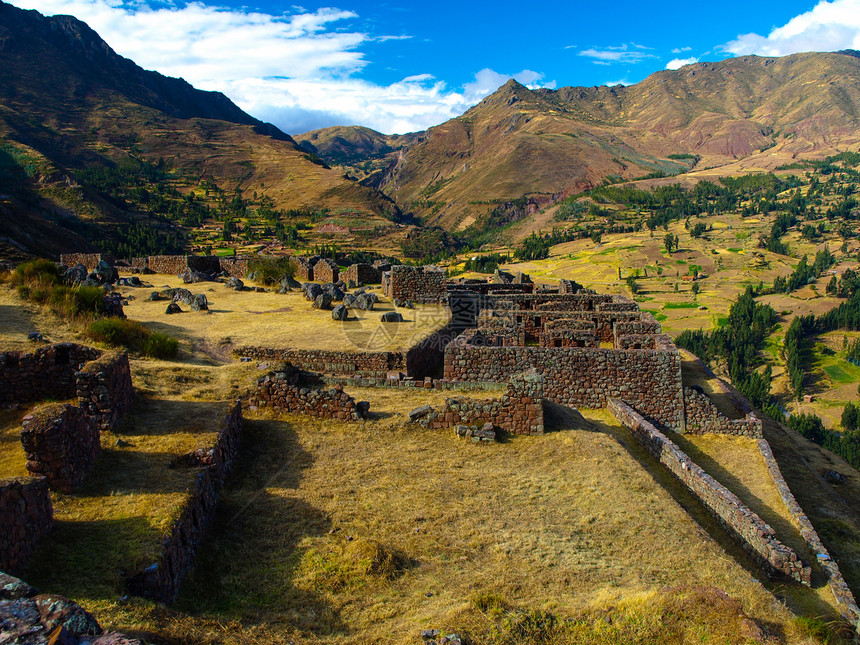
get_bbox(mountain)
[357,52,860,232]
[0,1,398,259]
[295,126,419,167]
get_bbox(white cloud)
[603,78,632,86]
[724,0,860,56]
[579,43,657,64]
[6,0,553,134]
[671,46,692,54]
[666,57,698,70]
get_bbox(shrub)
[247,256,295,285]
[86,318,178,359]
[10,258,61,288]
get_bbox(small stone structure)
[75,350,134,431]
[387,265,447,304]
[684,387,762,437]
[126,401,242,604]
[313,258,339,284]
[291,256,316,281]
[416,369,545,435]
[247,366,368,420]
[609,398,811,585]
[21,404,101,493]
[344,263,382,285]
[218,256,250,277]
[1,344,100,407]
[0,477,52,575]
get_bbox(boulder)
[354,292,377,311]
[380,311,403,322]
[313,293,332,310]
[304,283,324,301]
[63,264,88,286]
[346,279,358,289]
[165,302,182,314]
[331,304,349,321]
[190,294,208,311]
[326,286,345,302]
[178,267,209,284]
[408,405,432,421]
[171,288,194,305]
[94,260,118,284]
[226,277,244,290]
[343,294,357,307]
[0,572,38,600]
[148,291,161,301]
[356,401,370,418]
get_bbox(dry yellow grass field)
[118,276,450,358]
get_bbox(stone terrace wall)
[389,265,447,304]
[613,317,662,342]
[75,350,133,431]
[21,403,100,493]
[314,259,339,284]
[488,293,614,312]
[235,346,399,377]
[684,387,762,438]
[0,477,52,575]
[145,255,195,275]
[127,402,242,604]
[418,370,545,435]
[247,369,367,421]
[616,334,657,350]
[59,253,112,270]
[0,344,101,407]
[610,398,811,584]
[344,263,381,285]
[445,336,684,430]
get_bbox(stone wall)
[609,398,811,585]
[235,346,399,377]
[219,256,249,278]
[616,334,657,350]
[389,265,447,304]
[247,368,367,421]
[314,258,339,284]
[75,350,133,431]
[0,344,101,407]
[417,370,544,435]
[613,317,662,342]
[683,387,762,438]
[756,439,860,625]
[344,263,381,285]
[127,402,242,604]
[21,403,101,493]
[444,336,684,430]
[59,253,112,270]
[291,256,314,281]
[0,477,52,575]
[404,322,465,379]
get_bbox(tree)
[691,281,701,297]
[625,275,639,295]
[590,230,602,245]
[664,232,679,253]
[843,402,859,432]
[690,222,707,238]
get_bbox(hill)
[0,1,399,260]
[295,126,419,167]
[352,53,860,233]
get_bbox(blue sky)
[9,0,860,134]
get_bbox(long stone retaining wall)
[59,253,113,270]
[0,477,52,575]
[0,344,100,407]
[756,439,860,627]
[683,387,763,438]
[609,398,811,585]
[416,370,545,435]
[445,337,685,431]
[126,401,243,604]
[21,404,101,493]
[234,346,399,377]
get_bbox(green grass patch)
[674,259,687,265]
[822,363,860,385]
[663,302,699,309]
[727,247,743,253]
[641,309,668,322]
[86,318,179,359]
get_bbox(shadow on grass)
[680,356,744,420]
[177,418,347,637]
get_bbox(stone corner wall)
[314,259,339,284]
[75,350,133,432]
[247,370,367,421]
[1,344,101,408]
[684,387,762,438]
[59,253,112,270]
[126,401,242,604]
[609,398,811,585]
[0,476,52,575]
[344,263,382,285]
[21,403,101,493]
[418,369,545,435]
